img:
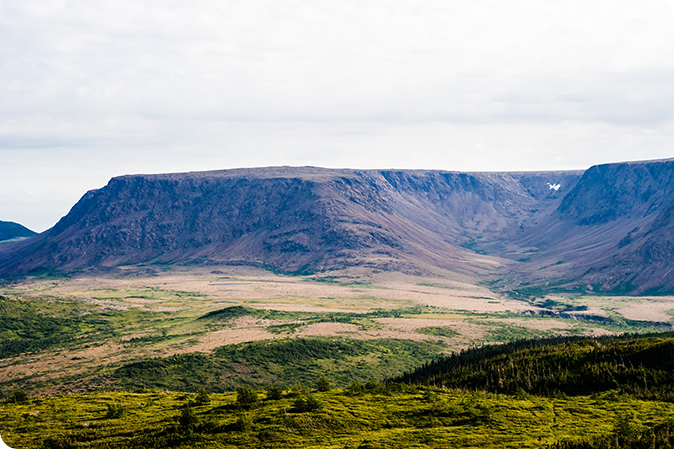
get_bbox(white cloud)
[1,0,674,231]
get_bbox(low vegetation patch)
[113,337,446,392]
[0,296,113,358]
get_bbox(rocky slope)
[508,158,674,294]
[0,167,578,278]
[1,159,673,294]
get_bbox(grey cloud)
[2,0,674,230]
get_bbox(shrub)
[234,412,253,432]
[266,383,283,400]
[6,390,29,404]
[195,388,211,405]
[316,376,331,392]
[105,402,126,419]
[364,381,385,393]
[236,386,258,408]
[384,382,418,395]
[291,383,305,396]
[304,394,322,411]
[43,435,76,449]
[293,394,322,412]
[346,381,365,396]
[178,404,199,430]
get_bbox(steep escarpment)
[555,159,674,227]
[2,160,674,294]
[507,158,674,294]
[0,167,578,279]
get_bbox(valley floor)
[1,266,673,396]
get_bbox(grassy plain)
[1,266,673,397]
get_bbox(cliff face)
[2,160,673,294]
[557,160,674,225]
[0,167,579,279]
[507,159,674,294]
[553,160,674,294]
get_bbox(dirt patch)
[176,316,284,353]
[294,319,485,350]
[297,321,432,342]
[374,318,484,339]
[617,298,674,322]
[2,266,536,315]
[480,318,577,331]
[246,303,370,314]
[0,342,128,385]
[179,328,283,353]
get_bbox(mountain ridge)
[1,159,673,294]
[504,158,674,294]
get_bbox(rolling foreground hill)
[1,159,673,294]
[2,333,674,448]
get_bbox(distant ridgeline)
[0,220,36,242]
[2,159,674,294]
[393,332,674,402]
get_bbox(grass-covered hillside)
[112,337,443,393]
[2,333,674,448]
[394,333,674,402]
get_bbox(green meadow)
[2,383,673,448]
[2,271,674,447]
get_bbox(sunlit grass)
[1,387,673,448]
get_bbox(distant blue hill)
[0,220,37,242]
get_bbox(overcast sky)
[2,0,674,232]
